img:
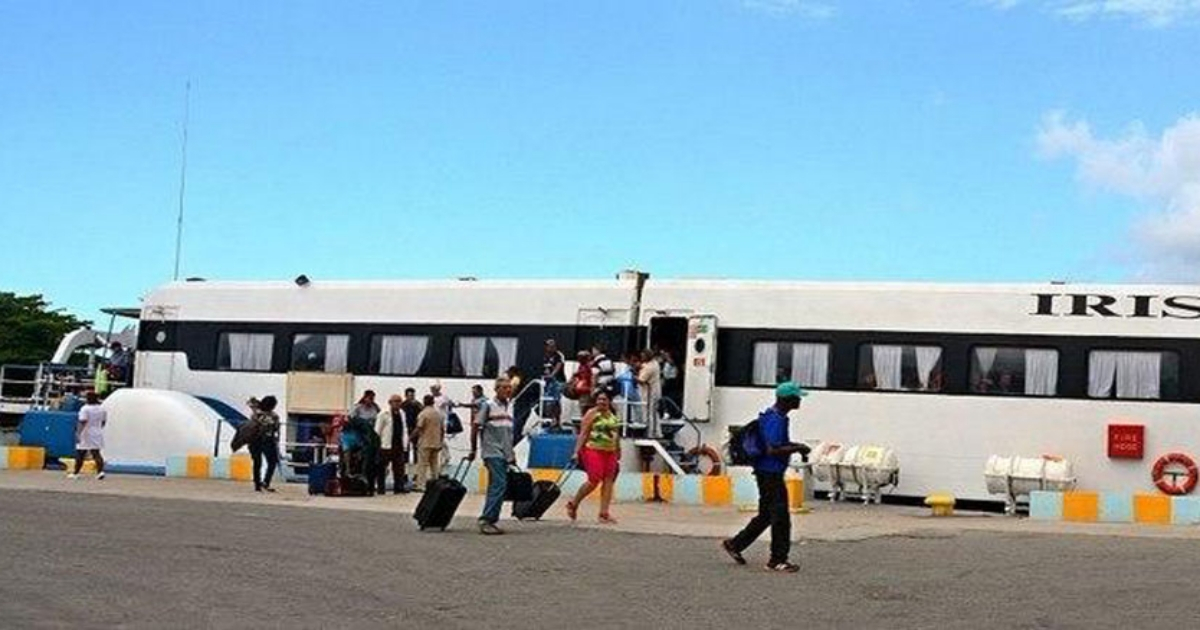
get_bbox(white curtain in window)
[1024,349,1058,396]
[457,337,487,376]
[1088,351,1119,397]
[490,337,518,374]
[229,333,272,371]
[975,347,998,378]
[323,335,349,372]
[792,343,829,388]
[1116,352,1161,399]
[380,335,428,375]
[915,346,942,390]
[753,343,778,385]
[871,345,903,390]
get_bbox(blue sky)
[2,0,1198,323]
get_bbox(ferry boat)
[9,270,1199,501]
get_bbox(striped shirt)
[477,397,514,461]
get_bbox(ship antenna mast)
[173,79,191,281]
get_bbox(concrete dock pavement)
[6,471,1200,628]
[3,470,1200,541]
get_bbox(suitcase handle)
[452,457,473,483]
[554,466,575,486]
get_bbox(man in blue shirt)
[722,381,808,572]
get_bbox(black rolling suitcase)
[325,475,373,497]
[414,458,470,531]
[505,467,534,502]
[512,468,573,521]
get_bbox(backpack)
[231,420,259,452]
[728,417,767,466]
[446,411,464,436]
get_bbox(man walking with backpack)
[722,381,808,573]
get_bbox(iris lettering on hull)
[1032,294,1200,319]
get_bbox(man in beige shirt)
[411,395,445,489]
[637,349,663,438]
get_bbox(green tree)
[0,292,88,366]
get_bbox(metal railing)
[0,362,127,412]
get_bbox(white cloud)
[741,0,836,19]
[986,0,1200,27]
[1038,111,1200,279]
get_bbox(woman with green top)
[566,391,622,524]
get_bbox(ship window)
[1088,350,1179,400]
[453,336,518,378]
[369,335,430,375]
[290,334,349,373]
[969,347,1059,396]
[752,342,830,388]
[217,333,274,372]
[857,344,943,392]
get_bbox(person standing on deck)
[637,349,663,438]
[400,387,422,479]
[542,339,566,426]
[469,378,515,535]
[69,391,107,480]
[374,395,408,494]
[721,382,808,573]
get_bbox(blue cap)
[775,381,807,399]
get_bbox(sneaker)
[67,473,80,480]
[765,561,800,573]
[96,472,106,480]
[721,540,746,565]
[479,522,505,536]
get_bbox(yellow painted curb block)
[1134,493,1172,525]
[186,454,211,479]
[61,458,98,474]
[1063,491,1100,522]
[702,475,733,506]
[7,446,46,470]
[229,454,252,481]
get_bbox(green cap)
[775,381,807,399]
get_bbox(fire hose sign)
[1107,424,1144,459]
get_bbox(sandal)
[566,501,578,521]
[598,513,618,525]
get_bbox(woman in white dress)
[70,391,106,479]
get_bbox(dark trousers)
[249,441,279,490]
[729,472,791,564]
[74,449,104,474]
[375,448,407,493]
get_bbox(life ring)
[688,445,723,476]
[1151,452,1199,495]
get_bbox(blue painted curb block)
[673,476,702,505]
[1029,490,1063,520]
[1171,496,1200,525]
[1099,492,1133,523]
[211,457,232,480]
[731,471,758,506]
[165,456,188,478]
[614,474,643,502]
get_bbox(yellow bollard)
[924,493,956,517]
